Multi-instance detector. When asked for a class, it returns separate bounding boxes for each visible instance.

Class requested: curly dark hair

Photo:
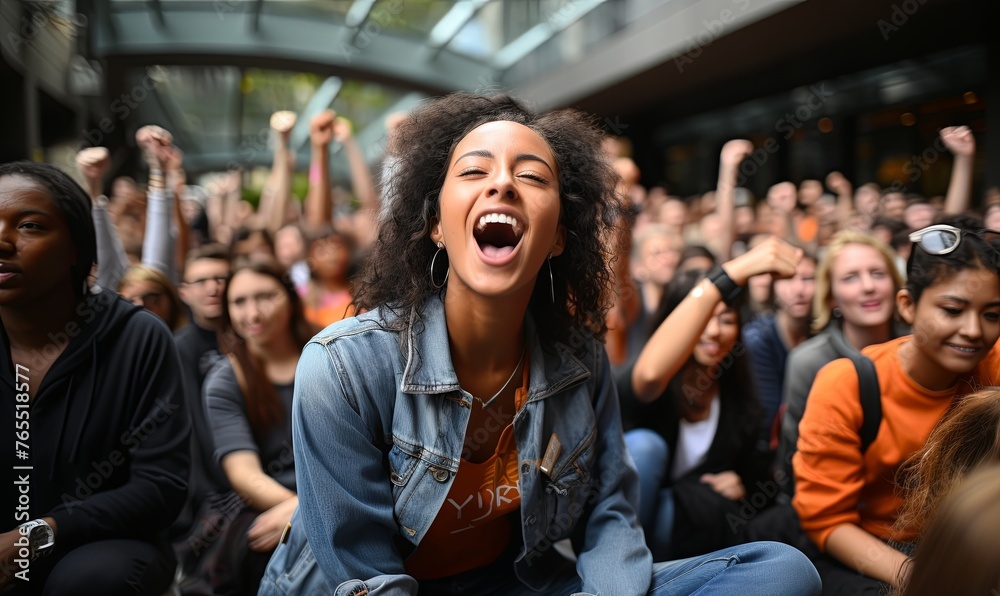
[355,92,620,344]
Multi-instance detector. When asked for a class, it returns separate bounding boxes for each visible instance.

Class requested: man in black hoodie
[0,162,189,595]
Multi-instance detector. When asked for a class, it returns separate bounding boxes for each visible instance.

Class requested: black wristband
[707,265,743,307]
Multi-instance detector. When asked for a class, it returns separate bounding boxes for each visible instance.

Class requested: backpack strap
[829,328,882,453]
[846,351,881,453]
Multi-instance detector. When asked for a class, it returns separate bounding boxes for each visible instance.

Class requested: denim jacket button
[430,467,449,482]
[520,462,531,475]
[525,514,536,526]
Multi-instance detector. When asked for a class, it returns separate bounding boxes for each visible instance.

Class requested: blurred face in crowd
[120,278,171,323]
[0,175,76,307]
[180,257,229,325]
[855,185,881,218]
[693,301,740,367]
[232,231,274,263]
[985,205,1000,232]
[309,236,351,284]
[829,244,896,330]
[774,257,816,319]
[799,180,823,207]
[660,199,687,230]
[227,269,291,347]
[882,192,906,221]
[275,225,306,270]
[637,233,681,286]
[905,203,936,231]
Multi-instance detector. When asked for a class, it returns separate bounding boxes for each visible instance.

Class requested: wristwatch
[20,519,54,559]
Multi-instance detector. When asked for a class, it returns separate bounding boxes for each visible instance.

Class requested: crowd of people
[1,90,999,596]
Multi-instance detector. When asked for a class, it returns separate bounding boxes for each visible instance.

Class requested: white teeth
[476,213,521,235]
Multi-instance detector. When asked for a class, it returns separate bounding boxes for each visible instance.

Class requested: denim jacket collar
[400,293,590,403]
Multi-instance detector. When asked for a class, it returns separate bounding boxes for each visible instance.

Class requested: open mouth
[474,213,523,260]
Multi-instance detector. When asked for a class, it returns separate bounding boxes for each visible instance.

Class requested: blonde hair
[811,230,902,333]
[119,265,188,331]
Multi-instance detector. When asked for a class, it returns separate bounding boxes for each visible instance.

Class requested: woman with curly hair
[260,93,819,595]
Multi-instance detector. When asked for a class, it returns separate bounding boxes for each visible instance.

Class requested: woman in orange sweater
[793,215,1000,594]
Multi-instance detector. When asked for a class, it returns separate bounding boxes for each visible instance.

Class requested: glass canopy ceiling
[80,0,625,175]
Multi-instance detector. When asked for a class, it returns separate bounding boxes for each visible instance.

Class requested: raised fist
[720,139,753,169]
[333,117,353,144]
[940,125,975,157]
[309,110,336,146]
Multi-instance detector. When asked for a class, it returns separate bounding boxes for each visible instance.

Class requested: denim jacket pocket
[387,442,420,490]
[543,427,597,539]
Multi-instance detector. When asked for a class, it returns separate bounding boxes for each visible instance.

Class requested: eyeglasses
[183,276,228,288]
[909,224,1000,255]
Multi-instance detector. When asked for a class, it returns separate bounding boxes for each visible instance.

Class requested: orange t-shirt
[404,366,529,580]
[793,336,1000,551]
[301,288,355,328]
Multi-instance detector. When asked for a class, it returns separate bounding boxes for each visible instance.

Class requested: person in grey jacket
[778,230,904,484]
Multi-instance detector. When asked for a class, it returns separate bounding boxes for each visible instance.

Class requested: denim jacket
[262,295,651,596]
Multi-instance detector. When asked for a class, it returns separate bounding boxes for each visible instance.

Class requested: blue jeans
[417,540,820,595]
[261,514,820,596]
[625,428,675,560]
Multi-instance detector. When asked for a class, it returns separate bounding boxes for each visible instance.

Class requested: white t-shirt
[671,395,720,481]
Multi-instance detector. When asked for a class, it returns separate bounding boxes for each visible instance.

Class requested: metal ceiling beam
[251,0,265,33]
[147,0,165,31]
[427,0,488,54]
[288,76,344,154]
[494,0,605,70]
[93,6,486,92]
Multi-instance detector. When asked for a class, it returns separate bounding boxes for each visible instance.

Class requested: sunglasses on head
[908,224,1000,255]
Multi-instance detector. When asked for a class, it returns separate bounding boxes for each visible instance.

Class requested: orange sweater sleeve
[792,357,865,551]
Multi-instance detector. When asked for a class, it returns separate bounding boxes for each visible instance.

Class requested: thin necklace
[473,345,527,409]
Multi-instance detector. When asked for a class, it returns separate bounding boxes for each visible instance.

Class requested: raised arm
[826,171,854,232]
[136,125,177,280]
[258,111,296,234]
[716,140,752,260]
[76,147,130,291]
[305,110,335,228]
[165,146,191,279]
[940,125,976,216]
[631,236,802,403]
[336,116,378,212]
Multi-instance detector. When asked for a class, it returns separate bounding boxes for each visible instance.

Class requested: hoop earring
[547,255,555,304]
[430,242,449,289]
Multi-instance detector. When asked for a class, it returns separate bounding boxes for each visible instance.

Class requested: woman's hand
[75,147,110,200]
[136,125,174,171]
[722,235,802,286]
[310,110,336,147]
[700,471,746,500]
[940,125,975,157]
[247,496,298,553]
